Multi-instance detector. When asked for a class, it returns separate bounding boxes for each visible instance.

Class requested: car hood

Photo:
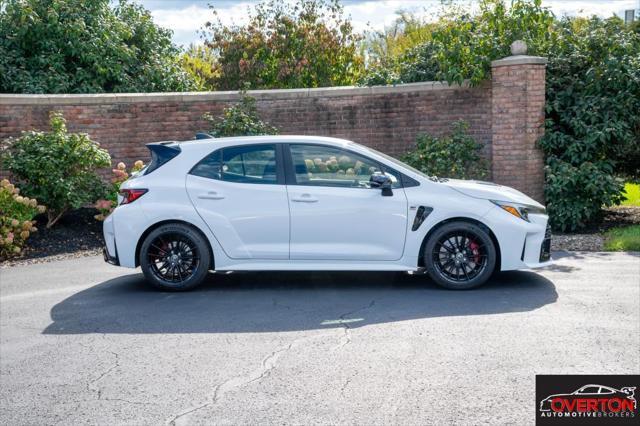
[444,179,544,208]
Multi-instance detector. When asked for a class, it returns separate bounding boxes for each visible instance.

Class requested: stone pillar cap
[491,55,547,67]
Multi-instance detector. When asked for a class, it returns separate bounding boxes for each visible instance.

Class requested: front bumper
[521,223,553,269]
[539,224,551,262]
[482,205,553,270]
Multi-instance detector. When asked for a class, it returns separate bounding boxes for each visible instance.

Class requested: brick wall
[0,55,546,201]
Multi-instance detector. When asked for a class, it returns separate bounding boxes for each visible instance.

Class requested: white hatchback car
[103,135,551,291]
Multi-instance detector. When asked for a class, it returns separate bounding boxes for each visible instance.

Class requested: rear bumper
[102,213,119,266]
[103,246,119,266]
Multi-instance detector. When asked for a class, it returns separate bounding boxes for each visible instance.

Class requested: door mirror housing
[370,173,393,196]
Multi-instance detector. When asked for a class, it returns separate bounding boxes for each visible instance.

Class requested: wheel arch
[134,219,215,269]
[417,217,501,271]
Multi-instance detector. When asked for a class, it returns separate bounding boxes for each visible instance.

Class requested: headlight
[490,200,546,222]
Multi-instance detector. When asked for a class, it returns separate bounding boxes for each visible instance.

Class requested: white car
[103,135,551,291]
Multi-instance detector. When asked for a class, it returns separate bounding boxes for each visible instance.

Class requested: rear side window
[190,149,222,180]
[190,144,278,185]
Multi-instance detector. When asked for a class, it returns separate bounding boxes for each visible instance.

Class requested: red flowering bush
[201,0,363,90]
[94,160,144,221]
[0,178,45,259]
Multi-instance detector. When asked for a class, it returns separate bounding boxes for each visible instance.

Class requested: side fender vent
[411,206,434,231]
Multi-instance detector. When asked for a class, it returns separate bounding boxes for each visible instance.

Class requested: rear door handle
[291,193,318,203]
[198,191,225,200]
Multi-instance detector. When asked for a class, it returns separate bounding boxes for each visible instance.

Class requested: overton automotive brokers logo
[536,375,639,425]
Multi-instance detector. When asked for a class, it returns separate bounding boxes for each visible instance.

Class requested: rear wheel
[139,223,211,291]
[423,221,496,290]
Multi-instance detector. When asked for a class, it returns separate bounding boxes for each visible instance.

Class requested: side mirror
[369,173,393,196]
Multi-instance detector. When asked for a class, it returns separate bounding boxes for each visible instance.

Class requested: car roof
[177,135,356,149]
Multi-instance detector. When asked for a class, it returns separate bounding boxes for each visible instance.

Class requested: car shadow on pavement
[43,270,557,335]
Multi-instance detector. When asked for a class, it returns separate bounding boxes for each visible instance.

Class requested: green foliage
[180,45,219,91]
[621,183,640,207]
[1,112,111,228]
[204,91,279,137]
[540,17,640,231]
[0,0,196,93]
[362,1,640,231]
[202,0,363,90]
[542,159,624,230]
[603,225,640,252]
[360,0,555,86]
[0,179,44,259]
[364,12,435,63]
[402,121,489,180]
[430,0,555,86]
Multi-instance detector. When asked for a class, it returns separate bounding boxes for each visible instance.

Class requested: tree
[0,0,196,93]
[361,0,555,86]
[201,0,364,90]
[180,45,219,91]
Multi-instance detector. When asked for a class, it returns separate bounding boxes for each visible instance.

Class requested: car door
[285,143,408,261]
[186,143,289,259]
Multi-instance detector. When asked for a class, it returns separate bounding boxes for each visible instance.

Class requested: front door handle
[198,191,225,200]
[291,194,318,203]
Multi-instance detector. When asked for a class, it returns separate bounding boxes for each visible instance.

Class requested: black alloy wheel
[147,233,200,284]
[140,223,211,291]
[424,221,496,289]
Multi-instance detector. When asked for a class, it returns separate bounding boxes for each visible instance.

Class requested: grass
[621,182,640,206]
[603,225,640,251]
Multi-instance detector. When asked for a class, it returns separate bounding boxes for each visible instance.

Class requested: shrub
[0,179,45,259]
[0,0,196,93]
[201,0,363,90]
[540,17,640,231]
[1,112,111,228]
[402,121,489,180]
[204,91,278,137]
[94,160,145,221]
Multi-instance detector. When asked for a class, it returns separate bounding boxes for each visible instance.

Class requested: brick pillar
[491,49,547,202]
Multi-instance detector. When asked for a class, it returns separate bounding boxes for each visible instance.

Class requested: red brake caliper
[469,240,481,264]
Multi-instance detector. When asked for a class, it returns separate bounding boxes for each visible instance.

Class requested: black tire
[423,221,496,290]
[139,223,211,291]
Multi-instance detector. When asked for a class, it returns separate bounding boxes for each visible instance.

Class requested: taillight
[120,188,147,204]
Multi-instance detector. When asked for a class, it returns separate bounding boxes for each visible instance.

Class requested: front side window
[190,144,278,184]
[289,144,400,188]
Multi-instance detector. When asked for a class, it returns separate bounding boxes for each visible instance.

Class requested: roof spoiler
[146,141,181,157]
[195,132,214,140]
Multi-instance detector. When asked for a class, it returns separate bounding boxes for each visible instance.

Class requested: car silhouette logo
[539,384,637,413]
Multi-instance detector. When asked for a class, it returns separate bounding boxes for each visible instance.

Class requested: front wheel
[423,221,496,290]
[139,223,211,291]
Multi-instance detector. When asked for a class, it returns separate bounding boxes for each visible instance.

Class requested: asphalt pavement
[1,252,639,425]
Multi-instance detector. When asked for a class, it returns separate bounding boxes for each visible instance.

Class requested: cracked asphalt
[1,251,639,425]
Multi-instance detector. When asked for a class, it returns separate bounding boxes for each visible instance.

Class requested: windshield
[358,145,432,180]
